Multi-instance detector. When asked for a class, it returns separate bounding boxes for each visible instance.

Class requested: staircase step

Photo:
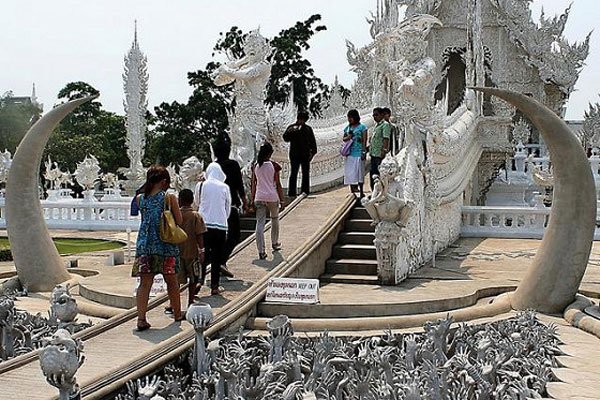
[320,273,380,285]
[325,259,378,275]
[350,207,371,220]
[240,229,254,240]
[332,244,376,260]
[338,232,375,245]
[344,219,376,232]
[240,218,257,230]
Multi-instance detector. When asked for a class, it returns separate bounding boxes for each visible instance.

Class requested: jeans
[370,156,383,190]
[288,157,311,196]
[225,207,241,262]
[202,228,227,290]
[255,201,280,254]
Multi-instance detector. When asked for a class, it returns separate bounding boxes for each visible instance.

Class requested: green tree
[0,92,42,153]
[45,82,128,173]
[146,66,231,166]
[267,14,328,115]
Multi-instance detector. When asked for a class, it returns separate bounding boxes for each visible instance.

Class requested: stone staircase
[240,216,257,241]
[320,205,378,285]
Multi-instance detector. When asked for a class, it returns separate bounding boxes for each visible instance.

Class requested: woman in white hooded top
[195,162,231,295]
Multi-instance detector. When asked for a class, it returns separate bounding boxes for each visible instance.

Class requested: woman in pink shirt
[251,142,285,260]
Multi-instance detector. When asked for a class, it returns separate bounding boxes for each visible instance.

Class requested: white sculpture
[39,329,85,400]
[50,284,79,327]
[362,155,413,226]
[186,300,213,377]
[44,156,65,192]
[0,149,12,187]
[122,22,149,192]
[102,172,121,190]
[178,156,204,190]
[166,164,183,192]
[74,155,101,202]
[212,29,273,169]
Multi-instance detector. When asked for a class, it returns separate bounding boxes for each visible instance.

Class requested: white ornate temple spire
[123,20,148,176]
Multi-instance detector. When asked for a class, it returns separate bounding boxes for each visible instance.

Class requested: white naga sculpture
[121,23,149,193]
[213,30,273,170]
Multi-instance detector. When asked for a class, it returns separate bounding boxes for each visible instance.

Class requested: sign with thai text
[134,275,167,297]
[265,278,319,304]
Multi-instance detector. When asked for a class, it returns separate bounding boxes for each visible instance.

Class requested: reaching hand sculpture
[39,329,85,400]
[212,29,273,169]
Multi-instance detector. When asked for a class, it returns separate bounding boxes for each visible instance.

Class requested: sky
[0,0,598,120]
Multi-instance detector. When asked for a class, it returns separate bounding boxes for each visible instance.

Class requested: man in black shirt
[283,111,317,197]
[212,138,248,278]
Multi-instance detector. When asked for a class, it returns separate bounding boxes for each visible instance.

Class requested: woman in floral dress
[132,166,183,330]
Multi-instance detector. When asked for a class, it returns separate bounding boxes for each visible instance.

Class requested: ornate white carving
[583,100,600,149]
[178,156,204,190]
[512,118,531,147]
[73,155,101,200]
[101,172,121,190]
[489,1,590,100]
[323,76,346,118]
[122,22,148,182]
[0,149,12,187]
[213,29,273,170]
[39,329,85,400]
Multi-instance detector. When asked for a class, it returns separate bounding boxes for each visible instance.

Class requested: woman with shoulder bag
[343,109,368,199]
[132,166,184,331]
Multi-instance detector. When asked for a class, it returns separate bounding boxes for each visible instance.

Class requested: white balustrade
[0,198,139,231]
[462,205,600,240]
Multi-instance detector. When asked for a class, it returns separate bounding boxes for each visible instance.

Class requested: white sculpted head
[179,156,204,187]
[394,14,442,62]
[243,29,271,63]
[39,329,84,391]
[50,284,78,323]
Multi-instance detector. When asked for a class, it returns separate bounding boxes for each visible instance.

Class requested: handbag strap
[163,192,171,212]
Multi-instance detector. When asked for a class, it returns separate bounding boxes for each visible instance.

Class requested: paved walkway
[0,189,350,400]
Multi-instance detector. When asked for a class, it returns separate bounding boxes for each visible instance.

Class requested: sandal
[136,319,151,331]
[259,253,268,260]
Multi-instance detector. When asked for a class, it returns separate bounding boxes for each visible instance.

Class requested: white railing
[461,205,600,240]
[0,199,140,231]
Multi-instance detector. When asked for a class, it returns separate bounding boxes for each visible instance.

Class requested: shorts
[178,257,201,284]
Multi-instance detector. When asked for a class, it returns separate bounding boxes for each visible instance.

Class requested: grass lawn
[0,237,123,255]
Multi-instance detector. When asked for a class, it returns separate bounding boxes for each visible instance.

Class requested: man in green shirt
[369,107,391,190]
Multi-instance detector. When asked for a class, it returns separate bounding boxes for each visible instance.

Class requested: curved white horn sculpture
[6,96,98,292]
[474,87,596,313]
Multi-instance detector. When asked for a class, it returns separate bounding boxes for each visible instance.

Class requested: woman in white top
[251,142,285,260]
